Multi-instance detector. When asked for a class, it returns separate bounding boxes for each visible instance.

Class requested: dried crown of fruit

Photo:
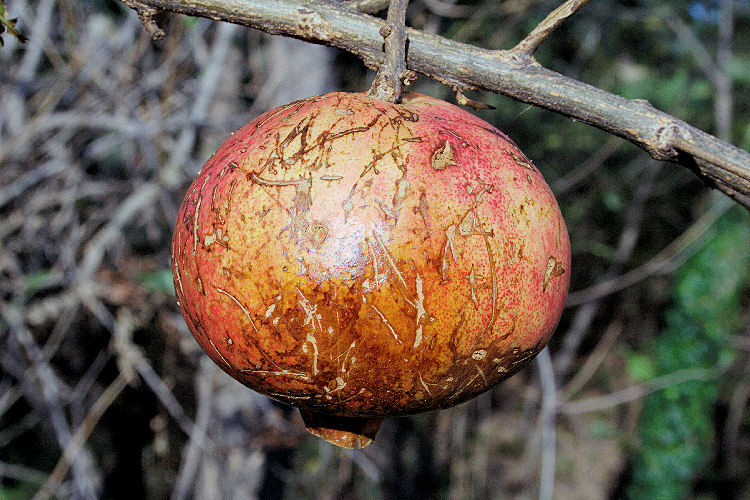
[172,92,570,448]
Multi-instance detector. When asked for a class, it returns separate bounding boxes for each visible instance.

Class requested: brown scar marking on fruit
[375,199,397,220]
[369,303,401,343]
[204,226,229,249]
[302,332,319,375]
[253,96,316,131]
[326,114,379,140]
[543,255,566,292]
[212,285,303,378]
[341,182,358,222]
[413,273,426,349]
[192,197,201,255]
[466,266,481,308]
[418,372,434,396]
[296,286,323,332]
[249,173,313,245]
[371,230,415,308]
[440,224,459,281]
[218,161,238,179]
[211,184,219,212]
[418,192,432,236]
[391,167,409,222]
[244,369,311,381]
[309,222,328,247]
[173,261,185,301]
[502,147,534,171]
[456,179,498,339]
[336,341,357,373]
[320,174,344,182]
[358,139,413,179]
[431,140,459,170]
[340,387,367,403]
[226,178,238,215]
[366,237,387,291]
[191,174,211,255]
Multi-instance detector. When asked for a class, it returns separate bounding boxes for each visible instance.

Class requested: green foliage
[137,269,176,295]
[0,0,27,46]
[627,207,750,500]
[0,483,38,500]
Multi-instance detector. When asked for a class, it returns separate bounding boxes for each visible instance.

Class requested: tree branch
[367,0,410,102]
[124,0,750,208]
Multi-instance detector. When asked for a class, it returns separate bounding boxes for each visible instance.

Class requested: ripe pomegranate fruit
[172,92,570,448]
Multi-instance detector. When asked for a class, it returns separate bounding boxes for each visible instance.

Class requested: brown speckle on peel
[172,92,570,449]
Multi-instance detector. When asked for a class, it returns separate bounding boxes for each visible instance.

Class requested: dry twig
[367,0,410,102]
[511,0,592,56]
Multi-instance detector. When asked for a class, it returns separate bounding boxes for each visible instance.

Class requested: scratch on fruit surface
[338,341,357,373]
[208,337,232,367]
[413,273,426,349]
[244,369,310,380]
[192,196,202,255]
[213,286,259,334]
[371,229,414,306]
[466,266,480,308]
[296,287,323,331]
[418,372,433,396]
[543,255,566,291]
[502,147,534,170]
[211,285,305,377]
[440,224,459,280]
[302,332,319,375]
[370,304,401,343]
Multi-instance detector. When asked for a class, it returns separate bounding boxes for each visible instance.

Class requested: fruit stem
[299,409,383,449]
[366,0,411,103]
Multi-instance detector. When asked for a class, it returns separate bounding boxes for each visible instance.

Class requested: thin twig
[536,348,557,500]
[32,374,129,500]
[367,0,410,102]
[511,0,592,56]
[558,367,717,415]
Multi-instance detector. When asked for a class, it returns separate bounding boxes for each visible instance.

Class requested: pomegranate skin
[172,92,569,421]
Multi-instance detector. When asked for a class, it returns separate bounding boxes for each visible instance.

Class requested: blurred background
[1,0,750,498]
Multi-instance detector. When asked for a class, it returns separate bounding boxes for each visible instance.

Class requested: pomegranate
[172,92,569,448]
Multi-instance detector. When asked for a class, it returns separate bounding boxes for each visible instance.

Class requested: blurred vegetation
[628,206,750,499]
[1,0,750,499]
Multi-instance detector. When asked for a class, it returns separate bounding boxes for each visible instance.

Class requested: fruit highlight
[172,92,570,448]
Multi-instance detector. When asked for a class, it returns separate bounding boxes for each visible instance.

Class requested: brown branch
[367,0,409,102]
[123,0,750,208]
[512,0,592,56]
